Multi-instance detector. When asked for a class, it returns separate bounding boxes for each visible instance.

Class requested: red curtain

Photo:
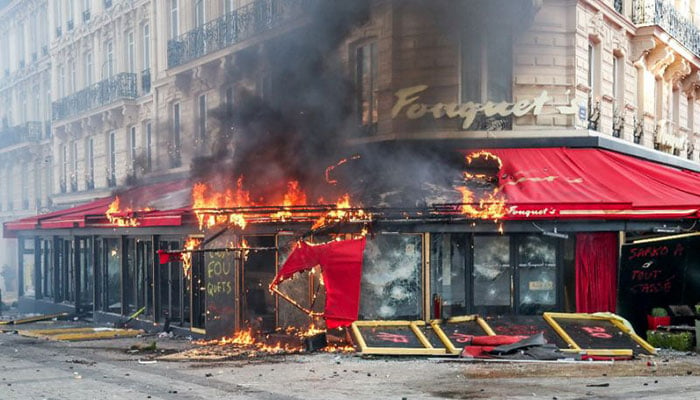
[271,238,367,329]
[575,232,618,313]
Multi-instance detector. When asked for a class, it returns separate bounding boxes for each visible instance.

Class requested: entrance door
[240,236,277,333]
[430,233,561,317]
[157,239,187,325]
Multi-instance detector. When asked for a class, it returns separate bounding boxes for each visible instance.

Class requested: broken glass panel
[359,234,423,320]
[518,235,557,314]
[473,236,511,307]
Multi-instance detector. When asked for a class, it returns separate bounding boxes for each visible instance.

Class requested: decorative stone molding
[631,38,656,66]
[646,45,675,77]
[665,59,691,89]
[682,71,700,97]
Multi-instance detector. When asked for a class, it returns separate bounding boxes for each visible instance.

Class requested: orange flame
[311,194,367,230]
[194,324,355,355]
[457,151,507,220]
[192,176,253,229]
[181,237,201,279]
[271,181,308,221]
[106,197,140,227]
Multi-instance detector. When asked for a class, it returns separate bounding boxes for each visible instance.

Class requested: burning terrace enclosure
[6,145,700,338]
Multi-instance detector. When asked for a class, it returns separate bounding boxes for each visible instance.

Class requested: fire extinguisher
[432,293,442,320]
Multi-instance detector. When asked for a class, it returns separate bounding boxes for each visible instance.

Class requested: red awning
[479,148,700,220]
[4,180,192,237]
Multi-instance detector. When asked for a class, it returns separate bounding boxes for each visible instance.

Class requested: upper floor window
[108,131,116,187]
[126,31,135,73]
[87,137,95,188]
[130,126,138,172]
[195,0,206,27]
[461,24,513,130]
[170,0,180,39]
[171,102,181,168]
[69,60,76,94]
[223,0,235,15]
[612,53,624,102]
[145,122,152,172]
[58,65,66,98]
[142,23,151,70]
[105,41,114,78]
[198,94,207,149]
[85,52,93,86]
[83,0,91,22]
[588,41,601,99]
[355,41,378,135]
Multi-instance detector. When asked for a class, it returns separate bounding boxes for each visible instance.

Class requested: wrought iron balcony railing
[0,121,43,149]
[632,0,700,59]
[167,0,311,69]
[52,73,137,121]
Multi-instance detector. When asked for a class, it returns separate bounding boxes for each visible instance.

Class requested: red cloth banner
[271,238,367,329]
[575,232,618,313]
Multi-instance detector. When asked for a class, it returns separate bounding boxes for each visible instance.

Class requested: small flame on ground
[194,324,355,356]
[106,197,140,227]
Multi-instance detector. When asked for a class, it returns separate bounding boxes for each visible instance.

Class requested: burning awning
[480,148,700,220]
[3,179,192,237]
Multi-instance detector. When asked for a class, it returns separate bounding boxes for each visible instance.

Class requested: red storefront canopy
[481,148,700,220]
[3,179,192,237]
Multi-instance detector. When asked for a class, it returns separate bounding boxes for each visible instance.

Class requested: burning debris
[167,325,355,361]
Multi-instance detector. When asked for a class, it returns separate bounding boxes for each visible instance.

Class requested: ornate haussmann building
[1,0,700,337]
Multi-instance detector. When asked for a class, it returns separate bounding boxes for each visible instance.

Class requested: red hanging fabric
[271,238,367,329]
[575,232,618,313]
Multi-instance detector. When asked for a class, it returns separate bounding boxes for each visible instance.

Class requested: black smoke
[192,0,371,202]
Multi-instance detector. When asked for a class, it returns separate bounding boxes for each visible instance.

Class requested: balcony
[0,122,43,150]
[632,0,700,59]
[52,73,137,121]
[167,0,310,69]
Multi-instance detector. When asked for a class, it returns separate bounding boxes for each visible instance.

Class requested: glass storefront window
[517,236,557,314]
[430,233,468,319]
[360,234,423,320]
[473,236,511,307]
[105,239,121,313]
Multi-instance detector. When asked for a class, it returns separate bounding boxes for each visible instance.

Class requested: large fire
[457,151,507,220]
[311,194,367,230]
[106,197,141,227]
[270,181,308,221]
[192,176,253,229]
[181,237,202,279]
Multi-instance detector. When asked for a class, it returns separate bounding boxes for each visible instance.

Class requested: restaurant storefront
[4,139,700,337]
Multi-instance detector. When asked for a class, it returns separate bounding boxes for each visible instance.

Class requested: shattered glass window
[359,234,423,320]
[517,236,557,314]
[473,236,511,307]
[430,233,468,318]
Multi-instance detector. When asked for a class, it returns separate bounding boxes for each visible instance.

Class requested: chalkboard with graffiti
[618,235,700,333]
[204,232,237,339]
